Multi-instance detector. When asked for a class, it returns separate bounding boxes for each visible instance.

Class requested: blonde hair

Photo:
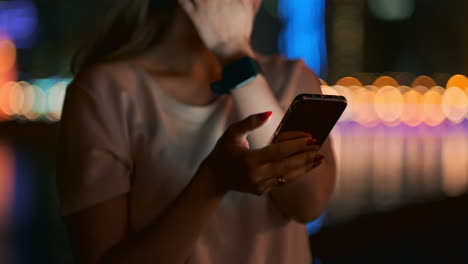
[71,0,176,74]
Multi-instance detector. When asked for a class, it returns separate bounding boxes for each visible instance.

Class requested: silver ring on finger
[276,176,287,187]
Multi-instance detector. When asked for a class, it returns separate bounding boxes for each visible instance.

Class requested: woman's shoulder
[255,53,321,95]
[72,60,140,96]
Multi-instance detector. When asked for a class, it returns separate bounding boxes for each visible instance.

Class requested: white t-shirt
[57,55,321,264]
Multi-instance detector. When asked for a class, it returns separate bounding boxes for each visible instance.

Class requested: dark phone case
[270,94,348,145]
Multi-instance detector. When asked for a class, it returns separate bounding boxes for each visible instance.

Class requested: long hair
[71,0,176,74]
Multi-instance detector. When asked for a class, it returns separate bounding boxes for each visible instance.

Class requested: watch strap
[211,56,262,95]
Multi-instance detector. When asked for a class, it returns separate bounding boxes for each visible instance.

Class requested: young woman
[57,0,336,263]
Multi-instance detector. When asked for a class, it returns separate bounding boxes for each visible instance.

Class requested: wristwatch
[211,56,263,95]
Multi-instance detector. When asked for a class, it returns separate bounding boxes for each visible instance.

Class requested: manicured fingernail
[260,111,273,121]
[306,138,317,146]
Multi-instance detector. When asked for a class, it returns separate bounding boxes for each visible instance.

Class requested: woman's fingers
[252,136,319,164]
[273,150,318,176]
[273,131,312,143]
[263,154,324,189]
[225,111,272,143]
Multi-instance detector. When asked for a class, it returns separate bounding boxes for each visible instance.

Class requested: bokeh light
[0,75,467,126]
[411,75,436,88]
[446,74,468,89]
[401,90,424,127]
[47,81,68,121]
[374,86,404,124]
[0,38,16,74]
[0,0,38,48]
[353,87,379,127]
[336,77,363,87]
[442,86,468,124]
[333,85,353,122]
[368,0,416,21]
[373,76,399,88]
[423,87,446,127]
[0,82,20,119]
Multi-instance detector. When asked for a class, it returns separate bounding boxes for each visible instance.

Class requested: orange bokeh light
[401,90,424,127]
[336,77,363,87]
[0,39,16,74]
[442,86,468,124]
[411,75,436,88]
[374,86,404,124]
[373,76,399,88]
[446,74,468,89]
[423,88,446,126]
[353,88,379,127]
[333,85,354,122]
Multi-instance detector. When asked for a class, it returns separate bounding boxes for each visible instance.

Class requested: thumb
[228,111,273,141]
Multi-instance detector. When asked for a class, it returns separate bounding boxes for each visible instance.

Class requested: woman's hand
[178,0,257,62]
[201,111,322,196]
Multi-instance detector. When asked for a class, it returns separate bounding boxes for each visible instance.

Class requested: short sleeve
[56,69,133,216]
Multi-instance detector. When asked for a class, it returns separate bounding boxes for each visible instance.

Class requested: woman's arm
[66,113,321,264]
[67,165,223,264]
[179,0,336,223]
[229,52,337,223]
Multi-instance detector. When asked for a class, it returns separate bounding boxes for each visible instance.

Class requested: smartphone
[270,94,348,146]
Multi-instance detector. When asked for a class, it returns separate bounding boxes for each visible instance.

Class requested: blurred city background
[0,0,467,263]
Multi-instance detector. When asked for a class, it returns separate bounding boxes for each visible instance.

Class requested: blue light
[306,212,326,235]
[278,0,327,78]
[0,0,38,48]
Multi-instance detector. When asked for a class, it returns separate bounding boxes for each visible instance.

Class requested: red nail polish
[306,139,315,146]
[260,111,273,121]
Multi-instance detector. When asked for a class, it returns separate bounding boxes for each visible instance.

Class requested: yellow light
[446,74,468,89]
[353,88,379,127]
[373,76,399,88]
[16,81,35,117]
[401,90,424,127]
[398,85,411,95]
[442,86,468,124]
[365,85,379,93]
[374,86,404,124]
[333,85,353,122]
[0,81,20,118]
[411,75,436,88]
[423,87,445,126]
[47,81,68,120]
[23,85,43,121]
[336,77,363,87]
[465,87,468,120]
[0,39,16,73]
[10,82,24,117]
[413,85,429,95]
[430,86,445,95]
